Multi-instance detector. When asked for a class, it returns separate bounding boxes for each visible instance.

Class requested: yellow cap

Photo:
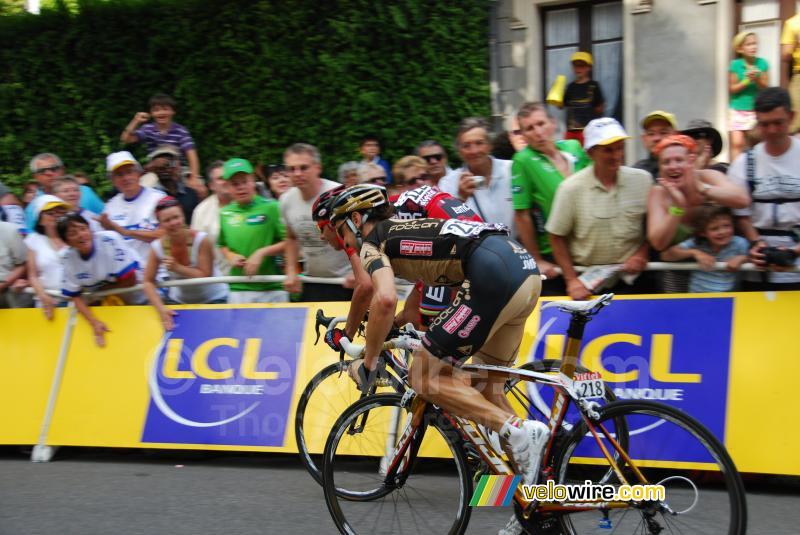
[641,110,678,130]
[570,51,593,66]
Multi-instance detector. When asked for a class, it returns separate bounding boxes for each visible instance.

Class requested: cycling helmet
[312,184,346,225]
[330,184,389,224]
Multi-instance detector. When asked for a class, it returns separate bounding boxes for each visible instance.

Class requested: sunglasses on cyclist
[34,165,63,174]
[421,153,444,163]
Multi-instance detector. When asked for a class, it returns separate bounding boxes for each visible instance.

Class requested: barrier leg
[31,302,77,463]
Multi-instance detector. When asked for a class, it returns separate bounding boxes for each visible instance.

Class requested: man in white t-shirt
[99,151,166,263]
[281,143,353,301]
[729,87,800,290]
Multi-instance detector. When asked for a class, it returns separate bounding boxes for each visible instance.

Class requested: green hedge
[0,0,490,195]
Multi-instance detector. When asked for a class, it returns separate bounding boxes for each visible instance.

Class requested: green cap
[222,158,254,180]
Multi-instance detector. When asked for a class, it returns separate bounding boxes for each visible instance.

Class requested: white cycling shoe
[505,419,550,486]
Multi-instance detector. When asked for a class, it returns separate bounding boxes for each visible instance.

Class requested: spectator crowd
[1,42,799,345]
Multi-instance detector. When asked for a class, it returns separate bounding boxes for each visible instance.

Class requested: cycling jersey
[392,185,482,221]
[390,186,481,327]
[361,217,540,364]
[361,218,508,285]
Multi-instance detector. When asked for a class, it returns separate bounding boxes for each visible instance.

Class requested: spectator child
[359,135,392,183]
[218,158,287,303]
[143,197,228,331]
[562,51,605,146]
[729,32,769,161]
[662,206,749,292]
[120,93,204,194]
[58,212,145,347]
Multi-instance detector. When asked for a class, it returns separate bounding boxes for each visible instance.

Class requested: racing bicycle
[320,294,747,534]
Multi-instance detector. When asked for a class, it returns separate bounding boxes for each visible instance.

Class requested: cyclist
[329,184,549,511]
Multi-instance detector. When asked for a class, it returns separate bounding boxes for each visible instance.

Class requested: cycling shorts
[422,234,541,366]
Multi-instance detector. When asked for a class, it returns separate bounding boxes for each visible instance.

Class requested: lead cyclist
[330,183,549,535]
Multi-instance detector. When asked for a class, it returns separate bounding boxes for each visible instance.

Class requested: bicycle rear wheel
[322,393,472,535]
[552,400,746,535]
[295,361,402,485]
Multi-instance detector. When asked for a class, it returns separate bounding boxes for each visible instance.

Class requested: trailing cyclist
[329,183,549,534]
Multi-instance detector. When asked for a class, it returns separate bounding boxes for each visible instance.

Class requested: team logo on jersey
[246,215,266,225]
[443,304,472,334]
[399,240,433,256]
[458,315,481,338]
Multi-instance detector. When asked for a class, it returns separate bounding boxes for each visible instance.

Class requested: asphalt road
[1,447,798,535]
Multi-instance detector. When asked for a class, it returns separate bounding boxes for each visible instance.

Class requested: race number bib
[573,371,604,399]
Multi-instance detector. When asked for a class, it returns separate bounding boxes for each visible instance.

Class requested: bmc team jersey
[511,141,589,255]
[60,230,144,304]
[360,218,508,286]
[218,196,285,292]
[392,185,482,221]
[103,187,166,262]
[391,186,482,326]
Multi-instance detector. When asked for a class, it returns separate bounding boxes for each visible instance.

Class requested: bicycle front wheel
[295,361,402,486]
[552,400,746,535]
[322,393,472,535]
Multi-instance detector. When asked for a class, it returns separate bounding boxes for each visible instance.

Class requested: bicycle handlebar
[315,308,422,358]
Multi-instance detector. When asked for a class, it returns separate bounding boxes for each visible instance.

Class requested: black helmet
[312,184,346,224]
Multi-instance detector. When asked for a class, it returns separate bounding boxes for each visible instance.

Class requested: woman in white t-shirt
[25,195,70,318]
[58,212,143,347]
[143,197,228,331]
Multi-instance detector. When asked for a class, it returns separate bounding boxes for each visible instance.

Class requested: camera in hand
[761,247,798,267]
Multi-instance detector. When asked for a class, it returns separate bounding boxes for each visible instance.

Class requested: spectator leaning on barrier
[24,152,105,231]
[120,93,206,199]
[547,118,654,300]
[52,176,103,233]
[439,117,516,234]
[144,145,200,223]
[191,160,230,275]
[512,101,591,295]
[633,111,678,180]
[218,158,287,303]
[662,205,749,293]
[100,151,166,265]
[414,140,452,186]
[281,143,354,301]
[25,195,69,318]
[58,212,145,347]
[729,87,800,291]
[647,134,749,293]
[0,219,28,308]
[144,197,228,331]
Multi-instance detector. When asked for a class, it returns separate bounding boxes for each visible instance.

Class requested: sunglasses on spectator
[421,153,444,163]
[34,165,63,174]
[286,164,312,173]
[405,173,431,186]
[365,176,386,184]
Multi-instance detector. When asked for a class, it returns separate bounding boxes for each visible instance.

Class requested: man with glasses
[280,143,354,301]
[24,153,105,231]
[99,151,166,264]
[414,140,452,186]
[729,87,800,290]
[356,163,388,187]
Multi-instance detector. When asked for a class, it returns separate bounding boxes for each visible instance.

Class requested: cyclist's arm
[363,266,397,371]
[345,254,372,339]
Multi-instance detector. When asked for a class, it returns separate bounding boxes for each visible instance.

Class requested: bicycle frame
[378,295,652,520]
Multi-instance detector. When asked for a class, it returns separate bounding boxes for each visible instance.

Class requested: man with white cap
[99,151,166,262]
[547,118,653,300]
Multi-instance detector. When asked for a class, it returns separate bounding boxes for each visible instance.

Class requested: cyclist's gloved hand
[324,328,347,353]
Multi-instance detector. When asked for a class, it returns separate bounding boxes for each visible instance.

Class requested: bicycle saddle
[541,293,614,314]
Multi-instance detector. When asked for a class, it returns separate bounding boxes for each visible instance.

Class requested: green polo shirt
[511,140,590,254]
[218,195,285,291]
